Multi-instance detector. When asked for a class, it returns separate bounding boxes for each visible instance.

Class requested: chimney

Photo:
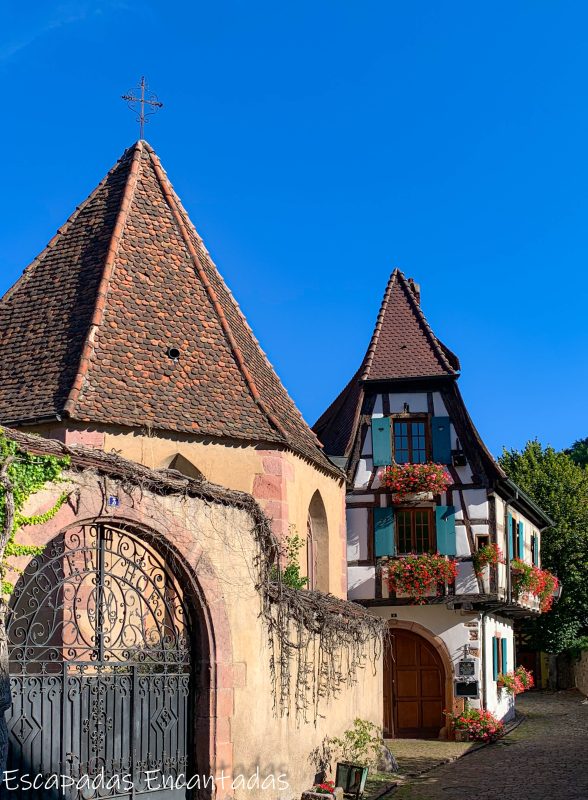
[407,278,421,304]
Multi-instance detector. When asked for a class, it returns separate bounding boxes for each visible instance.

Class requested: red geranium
[387,553,458,603]
[381,463,452,497]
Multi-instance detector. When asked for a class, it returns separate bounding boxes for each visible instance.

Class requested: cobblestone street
[392,691,588,800]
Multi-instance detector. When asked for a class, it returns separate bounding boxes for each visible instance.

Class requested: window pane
[411,422,427,463]
[415,511,430,553]
[397,511,412,553]
[394,422,409,463]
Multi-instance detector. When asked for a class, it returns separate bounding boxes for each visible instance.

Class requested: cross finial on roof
[121,76,163,140]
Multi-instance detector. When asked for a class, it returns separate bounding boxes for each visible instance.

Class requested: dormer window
[393,419,428,464]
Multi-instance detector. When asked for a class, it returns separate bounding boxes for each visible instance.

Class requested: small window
[477,535,490,550]
[393,418,428,464]
[396,509,434,554]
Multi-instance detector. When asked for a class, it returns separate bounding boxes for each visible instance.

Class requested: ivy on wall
[0,431,69,595]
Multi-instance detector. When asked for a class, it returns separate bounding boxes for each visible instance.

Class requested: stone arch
[385,620,454,739]
[307,490,329,592]
[5,504,238,789]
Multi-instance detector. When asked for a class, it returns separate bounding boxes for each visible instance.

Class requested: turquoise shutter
[492,637,499,680]
[372,417,392,466]
[533,535,539,566]
[507,512,514,560]
[518,521,525,559]
[501,637,508,675]
[374,507,395,557]
[435,505,456,556]
[432,416,452,464]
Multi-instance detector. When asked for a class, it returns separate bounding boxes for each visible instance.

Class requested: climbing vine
[0,431,69,595]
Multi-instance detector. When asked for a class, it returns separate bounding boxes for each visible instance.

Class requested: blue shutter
[374,507,395,557]
[492,637,499,681]
[432,416,452,464]
[507,512,514,560]
[501,637,508,675]
[518,521,525,560]
[371,417,392,466]
[435,505,456,556]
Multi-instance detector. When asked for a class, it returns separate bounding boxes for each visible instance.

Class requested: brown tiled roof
[362,269,459,381]
[0,141,338,476]
[313,269,460,459]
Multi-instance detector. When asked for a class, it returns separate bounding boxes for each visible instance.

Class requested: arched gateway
[5,523,201,798]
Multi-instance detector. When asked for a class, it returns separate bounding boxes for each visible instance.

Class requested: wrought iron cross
[121,76,163,139]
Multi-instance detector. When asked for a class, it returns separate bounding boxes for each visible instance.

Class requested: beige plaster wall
[19,423,347,598]
[12,469,380,800]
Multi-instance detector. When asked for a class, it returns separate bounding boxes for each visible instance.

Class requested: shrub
[329,719,383,767]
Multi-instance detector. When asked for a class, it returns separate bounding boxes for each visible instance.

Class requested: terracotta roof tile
[0,141,338,476]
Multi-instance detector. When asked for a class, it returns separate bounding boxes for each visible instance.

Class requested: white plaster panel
[347,507,369,562]
[462,489,489,519]
[348,566,375,600]
[471,525,490,537]
[354,458,373,489]
[389,393,428,413]
[347,494,375,504]
[455,561,478,593]
[361,426,372,456]
[455,524,470,556]
[432,393,448,416]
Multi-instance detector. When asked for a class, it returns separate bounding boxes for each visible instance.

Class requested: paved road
[393,690,588,800]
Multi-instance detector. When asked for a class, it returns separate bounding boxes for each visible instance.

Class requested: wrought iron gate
[4,524,194,799]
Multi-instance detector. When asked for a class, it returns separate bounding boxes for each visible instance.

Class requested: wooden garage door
[384,630,445,739]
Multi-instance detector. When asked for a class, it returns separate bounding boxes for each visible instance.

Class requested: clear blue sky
[1,2,586,456]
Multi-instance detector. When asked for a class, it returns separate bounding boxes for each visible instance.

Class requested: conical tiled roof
[314,270,460,459]
[0,141,337,474]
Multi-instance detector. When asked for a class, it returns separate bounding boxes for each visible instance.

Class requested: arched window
[307,490,329,592]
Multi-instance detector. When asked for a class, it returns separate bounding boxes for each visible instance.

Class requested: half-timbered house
[314,269,553,738]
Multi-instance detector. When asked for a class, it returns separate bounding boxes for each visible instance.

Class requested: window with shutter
[517,520,525,560]
[374,507,396,557]
[431,416,452,464]
[435,505,456,556]
[372,417,392,466]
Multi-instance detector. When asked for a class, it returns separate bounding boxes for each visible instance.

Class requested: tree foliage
[499,441,588,652]
[567,437,588,469]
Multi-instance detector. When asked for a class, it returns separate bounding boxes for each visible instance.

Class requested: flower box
[392,491,434,504]
[387,554,458,603]
[380,463,452,498]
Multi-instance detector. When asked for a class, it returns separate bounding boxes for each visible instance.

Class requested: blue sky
[1,1,586,456]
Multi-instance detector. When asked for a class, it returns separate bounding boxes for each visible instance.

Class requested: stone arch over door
[384,621,454,739]
[4,519,222,798]
[307,490,329,592]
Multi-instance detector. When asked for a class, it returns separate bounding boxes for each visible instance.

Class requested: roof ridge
[63,142,143,417]
[144,144,291,443]
[0,144,137,308]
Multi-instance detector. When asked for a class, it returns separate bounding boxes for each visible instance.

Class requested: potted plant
[497,665,534,695]
[387,553,458,603]
[444,707,504,742]
[511,560,559,612]
[330,719,382,799]
[380,463,452,500]
[473,543,504,577]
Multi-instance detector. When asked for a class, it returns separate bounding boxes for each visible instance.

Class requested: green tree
[567,437,588,469]
[499,441,588,652]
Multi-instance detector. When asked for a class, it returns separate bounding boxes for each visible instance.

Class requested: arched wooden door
[384,630,445,739]
[5,523,196,799]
